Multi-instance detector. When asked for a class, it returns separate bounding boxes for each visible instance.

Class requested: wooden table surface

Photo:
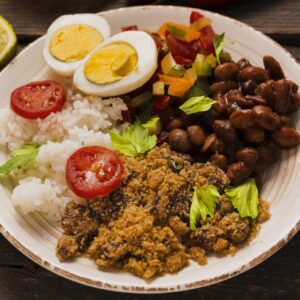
[0,0,300,299]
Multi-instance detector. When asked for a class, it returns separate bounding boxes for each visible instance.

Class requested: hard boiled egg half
[73,31,158,97]
[43,14,111,76]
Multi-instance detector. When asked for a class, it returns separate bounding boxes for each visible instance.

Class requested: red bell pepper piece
[198,25,215,54]
[152,95,170,111]
[166,31,198,62]
[190,11,204,24]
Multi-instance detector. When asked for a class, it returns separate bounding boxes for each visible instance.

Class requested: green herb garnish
[166,157,183,172]
[225,178,259,219]
[189,185,220,230]
[166,24,187,40]
[213,33,225,64]
[109,120,157,157]
[0,143,40,176]
[179,96,215,115]
[142,116,162,135]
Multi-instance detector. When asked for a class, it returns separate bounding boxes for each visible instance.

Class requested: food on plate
[73,31,158,97]
[66,146,125,198]
[10,80,66,119]
[0,11,299,279]
[0,15,17,68]
[43,14,111,76]
[57,144,269,278]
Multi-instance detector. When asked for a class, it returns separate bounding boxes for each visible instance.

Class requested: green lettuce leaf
[213,33,225,64]
[109,120,157,157]
[224,178,259,219]
[0,143,40,176]
[190,185,220,230]
[179,96,215,115]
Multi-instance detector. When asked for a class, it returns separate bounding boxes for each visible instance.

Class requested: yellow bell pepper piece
[157,22,201,43]
[191,17,212,31]
[159,74,194,97]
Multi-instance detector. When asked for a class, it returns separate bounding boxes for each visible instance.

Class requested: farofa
[56,144,270,279]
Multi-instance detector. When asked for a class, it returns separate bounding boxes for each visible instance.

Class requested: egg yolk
[50,24,103,62]
[84,43,138,85]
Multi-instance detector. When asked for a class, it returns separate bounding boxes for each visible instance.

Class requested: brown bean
[214,62,239,81]
[213,120,238,143]
[229,109,254,130]
[226,162,252,185]
[225,91,266,110]
[235,147,258,166]
[200,108,219,127]
[201,133,226,154]
[210,81,239,96]
[272,79,292,114]
[209,154,228,170]
[288,80,299,93]
[272,127,300,149]
[187,125,205,146]
[287,93,300,113]
[237,58,252,70]
[256,141,280,165]
[243,95,266,106]
[241,80,258,95]
[263,55,285,80]
[213,94,227,115]
[238,66,269,83]
[243,128,265,143]
[168,129,192,153]
[166,117,184,131]
[254,141,280,173]
[279,115,290,127]
[255,81,275,105]
[220,51,232,63]
[252,105,280,130]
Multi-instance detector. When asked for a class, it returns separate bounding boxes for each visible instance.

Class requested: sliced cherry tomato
[190,11,204,24]
[198,25,215,54]
[152,95,170,111]
[66,146,124,199]
[166,31,198,61]
[121,25,138,31]
[10,80,65,119]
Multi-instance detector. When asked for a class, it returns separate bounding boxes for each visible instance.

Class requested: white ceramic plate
[0,5,300,294]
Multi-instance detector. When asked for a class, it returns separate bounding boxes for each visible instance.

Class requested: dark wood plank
[0,0,127,42]
[1,0,300,44]
[0,233,299,300]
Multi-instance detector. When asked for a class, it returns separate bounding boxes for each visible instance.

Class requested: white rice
[0,67,128,221]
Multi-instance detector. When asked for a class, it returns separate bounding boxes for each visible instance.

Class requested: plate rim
[0,4,300,294]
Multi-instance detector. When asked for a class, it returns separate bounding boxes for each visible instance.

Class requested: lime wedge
[0,16,17,68]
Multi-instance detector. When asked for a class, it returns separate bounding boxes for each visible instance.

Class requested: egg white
[73,31,158,97]
[43,14,111,77]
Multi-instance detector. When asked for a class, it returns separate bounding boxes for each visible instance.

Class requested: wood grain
[0,233,299,300]
[1,0,300,44]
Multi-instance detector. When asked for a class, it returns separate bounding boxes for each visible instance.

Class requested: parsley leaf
[213,33,225,64]
[166,157,183,172]
[189,185,220,230]
[224,178,259,219]
[0,143,40,176]
[179,96,215,115]
[109,120,157,157]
